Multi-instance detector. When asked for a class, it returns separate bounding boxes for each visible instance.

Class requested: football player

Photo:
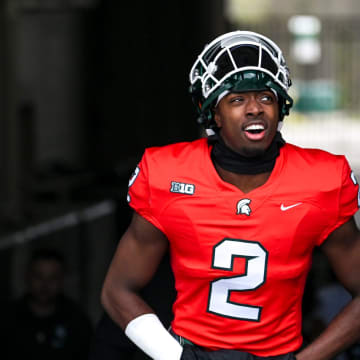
[100,31,360,360]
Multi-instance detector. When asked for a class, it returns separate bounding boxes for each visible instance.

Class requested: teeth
[245,124,264,131]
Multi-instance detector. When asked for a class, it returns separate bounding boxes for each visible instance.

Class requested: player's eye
[259,94,275,103]
[230,96,244,103]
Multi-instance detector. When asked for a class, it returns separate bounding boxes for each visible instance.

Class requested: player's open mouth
[244,123,266,141]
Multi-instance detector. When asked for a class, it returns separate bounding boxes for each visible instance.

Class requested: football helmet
[189,31,293,131]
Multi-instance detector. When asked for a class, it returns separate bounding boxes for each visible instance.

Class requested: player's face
[214,90,279,157]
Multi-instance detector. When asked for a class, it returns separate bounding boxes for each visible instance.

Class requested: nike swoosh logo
[280,203,302,211]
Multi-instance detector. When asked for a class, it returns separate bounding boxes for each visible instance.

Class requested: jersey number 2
[207,239,268,321]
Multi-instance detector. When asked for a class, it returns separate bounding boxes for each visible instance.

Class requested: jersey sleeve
[318,157,359,245]
[126,150,166,233]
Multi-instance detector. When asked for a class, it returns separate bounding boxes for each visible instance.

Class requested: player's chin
[237,136,272,158]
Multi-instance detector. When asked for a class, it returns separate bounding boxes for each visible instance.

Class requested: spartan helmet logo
[236,199,252,216]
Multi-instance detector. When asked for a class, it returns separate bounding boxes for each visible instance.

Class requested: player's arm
[295,217,360,360]
[100,211,183,360]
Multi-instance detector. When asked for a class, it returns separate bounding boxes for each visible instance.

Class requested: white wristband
[125,313,183,360]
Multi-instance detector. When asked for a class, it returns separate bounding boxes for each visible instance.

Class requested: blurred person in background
[1,248,93,360]
[89,253,175,360]
[308,264,360,360]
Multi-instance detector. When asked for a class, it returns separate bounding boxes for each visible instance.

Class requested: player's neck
[214,162,271,193]
[209,131,284,176]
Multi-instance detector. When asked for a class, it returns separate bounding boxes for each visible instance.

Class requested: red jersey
[127,138,359,356]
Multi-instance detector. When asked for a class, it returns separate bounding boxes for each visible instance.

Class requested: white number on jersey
[207,239,268,321]
[127,165,140,203]
[350,171,360,207]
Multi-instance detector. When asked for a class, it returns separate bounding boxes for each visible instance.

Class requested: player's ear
[214,108,222,128]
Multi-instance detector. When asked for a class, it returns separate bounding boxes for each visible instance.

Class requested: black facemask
[209,131,285,175]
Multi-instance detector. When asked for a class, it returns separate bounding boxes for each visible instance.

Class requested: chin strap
[205,128,216,136]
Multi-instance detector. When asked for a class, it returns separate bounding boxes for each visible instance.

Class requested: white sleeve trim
[125,313,183,360]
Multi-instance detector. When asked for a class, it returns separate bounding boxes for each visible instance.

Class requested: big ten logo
[170,181,195,195]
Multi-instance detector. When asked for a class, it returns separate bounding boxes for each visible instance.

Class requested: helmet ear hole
[197,113,208,125]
